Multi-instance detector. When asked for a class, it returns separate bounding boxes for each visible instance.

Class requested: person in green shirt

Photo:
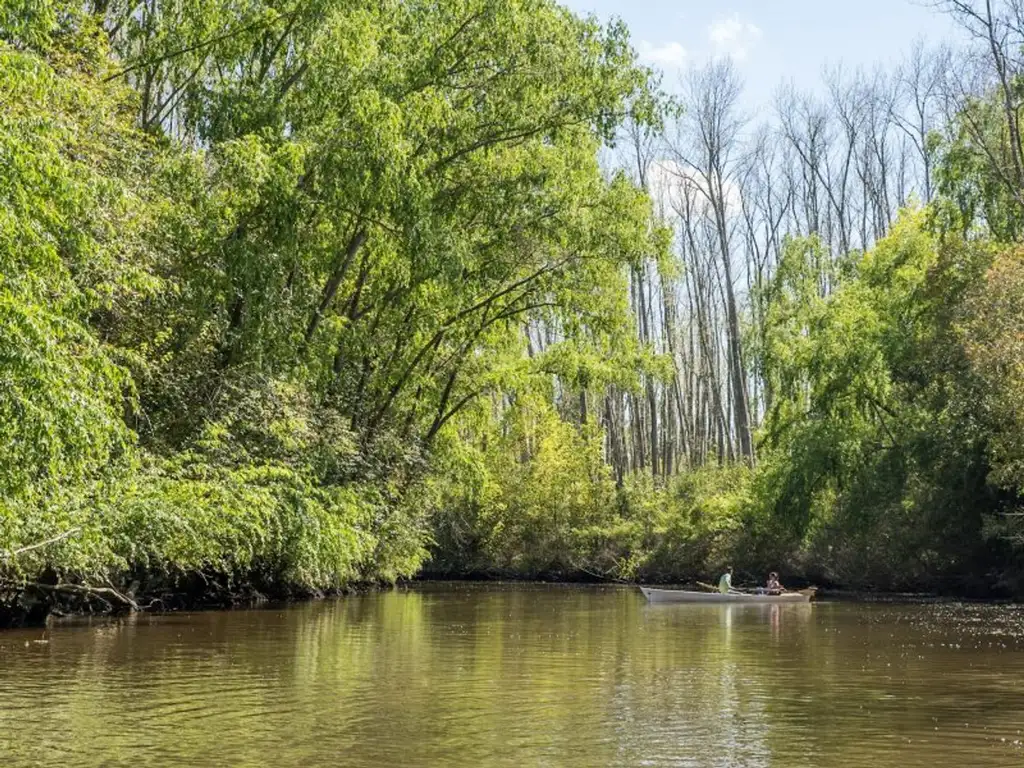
[718,566,735,594]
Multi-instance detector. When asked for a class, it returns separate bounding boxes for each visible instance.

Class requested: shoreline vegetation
[5,1,1024,627]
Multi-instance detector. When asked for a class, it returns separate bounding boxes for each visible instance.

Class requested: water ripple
[1,590,1024,767]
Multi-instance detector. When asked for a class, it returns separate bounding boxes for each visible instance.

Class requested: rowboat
[639,586,816,604]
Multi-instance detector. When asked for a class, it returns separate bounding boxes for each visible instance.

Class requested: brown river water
[2,583,1024,767]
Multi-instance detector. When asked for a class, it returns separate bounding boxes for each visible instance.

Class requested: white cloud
[647,159,743,220]
[707,14,762,62]
[638,40,688,71]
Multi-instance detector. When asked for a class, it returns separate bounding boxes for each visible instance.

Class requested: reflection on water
[1,584,1023,767]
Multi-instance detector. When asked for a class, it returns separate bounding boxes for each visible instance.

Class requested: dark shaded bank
[0,574,372,630]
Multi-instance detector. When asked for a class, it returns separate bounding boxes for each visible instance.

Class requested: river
[1,583,1023,767]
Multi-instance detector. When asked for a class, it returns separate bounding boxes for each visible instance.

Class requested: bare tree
[537,7,1018,485]
[893,39,949,202]
[668,60,755,463]
[935,0,1024,203]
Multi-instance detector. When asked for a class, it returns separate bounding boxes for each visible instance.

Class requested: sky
[560,0,961,109]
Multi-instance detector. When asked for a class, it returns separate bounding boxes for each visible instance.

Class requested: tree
[668,59,755,463]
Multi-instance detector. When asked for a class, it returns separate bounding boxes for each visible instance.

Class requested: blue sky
[561,0,960,108]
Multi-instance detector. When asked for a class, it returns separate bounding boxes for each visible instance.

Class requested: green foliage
[8,0,1024,611]
[1,0,664,611]
[426,391,754,582]
[932,86,1024,240]
[962,249,1024,488]
[0,0,59,50]
[619,465,752,581]
[427,394,618,576]
[750,211,1009,590]
[1,457,423,593]
[420,61,1024,596]
[0,31,152,503]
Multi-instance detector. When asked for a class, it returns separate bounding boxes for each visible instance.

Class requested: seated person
[718,566,735,594]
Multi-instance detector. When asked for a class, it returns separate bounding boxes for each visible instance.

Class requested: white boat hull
[639,586,814,604]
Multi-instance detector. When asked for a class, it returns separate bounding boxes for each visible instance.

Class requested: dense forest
[3,0,1024,623]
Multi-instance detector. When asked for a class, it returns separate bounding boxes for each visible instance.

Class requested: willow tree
[72,0,660,461]
[1,0,667,611]
[0,7,159,517]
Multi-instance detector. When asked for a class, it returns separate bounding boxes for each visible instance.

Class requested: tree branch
[104,12,295,82]
[1,528,81,561]
[24,581,139,612]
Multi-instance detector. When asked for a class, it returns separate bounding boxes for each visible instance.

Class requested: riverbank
[0,574,377,629]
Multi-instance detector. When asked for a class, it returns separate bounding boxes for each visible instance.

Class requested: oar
[699,580,752,594]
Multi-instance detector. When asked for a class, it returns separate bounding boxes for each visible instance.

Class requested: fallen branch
[0,528,81,560]
[577,565,627,583]
[24,581,139,612]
